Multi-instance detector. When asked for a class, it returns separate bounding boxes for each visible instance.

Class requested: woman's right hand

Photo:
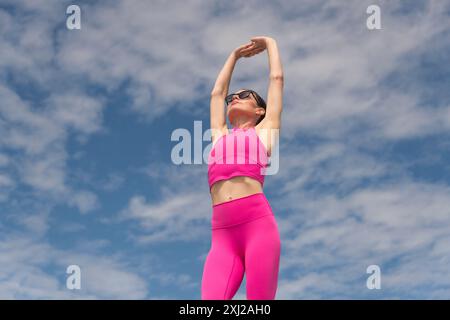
[233,40,266,60]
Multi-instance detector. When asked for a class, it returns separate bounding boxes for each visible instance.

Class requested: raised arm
[210,52,237,131]
[210,41,264,132]
[252,37,284,129]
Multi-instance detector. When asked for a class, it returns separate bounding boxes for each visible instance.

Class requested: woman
[201,36,284,300]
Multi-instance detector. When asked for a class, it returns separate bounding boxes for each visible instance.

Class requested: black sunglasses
[225,90,263,107]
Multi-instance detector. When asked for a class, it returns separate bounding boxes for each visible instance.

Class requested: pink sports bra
[207,126,269,191]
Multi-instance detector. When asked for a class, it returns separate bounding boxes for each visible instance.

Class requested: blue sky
[1,0,450,299]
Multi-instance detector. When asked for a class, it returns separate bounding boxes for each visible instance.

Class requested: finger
[244,48,263,57]
[239,43,252,50]
[247,47,263,54]
[242,50,255,57]
[241,44,259,53]
[242,44,255,50]
[240,47,253,54]
[245,44,256,50]
[240,48,255,55]
[245,49,260,56]
[239,44,251,50]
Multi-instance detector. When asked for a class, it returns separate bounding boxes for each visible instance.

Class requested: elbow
[269,74,284,81]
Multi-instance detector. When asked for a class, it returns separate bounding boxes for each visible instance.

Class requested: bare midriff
[210,176,263,206]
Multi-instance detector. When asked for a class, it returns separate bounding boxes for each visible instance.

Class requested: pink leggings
[201,192,281,300]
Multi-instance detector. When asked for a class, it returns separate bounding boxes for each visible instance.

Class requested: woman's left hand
[250,36,273,49]
[239,36,272,58]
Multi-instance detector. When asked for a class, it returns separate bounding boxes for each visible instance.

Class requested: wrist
[265,37,275,46]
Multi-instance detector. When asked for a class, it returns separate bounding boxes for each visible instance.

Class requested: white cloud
[16,212,50,237]
[68,190,100,214]
[273,175,450,298]
[0,154,9,166]
[45,93,106,135]
[118,161,213,243]
[0,84,102,214]
[0,174,13,187]
[0,234,149,299]
[120,191,211,244]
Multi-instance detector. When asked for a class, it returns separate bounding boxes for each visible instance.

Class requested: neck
[232,120,254,130]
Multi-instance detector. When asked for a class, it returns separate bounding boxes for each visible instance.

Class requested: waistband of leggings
[212,192,265,207]
[211,192,273,229]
